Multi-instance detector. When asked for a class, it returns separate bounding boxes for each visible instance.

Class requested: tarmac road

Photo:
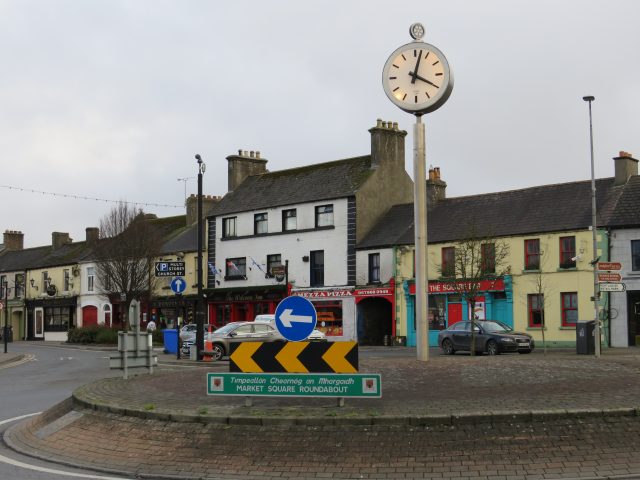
[3,344,640,479]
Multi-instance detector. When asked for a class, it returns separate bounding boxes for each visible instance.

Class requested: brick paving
[5,349,640,479]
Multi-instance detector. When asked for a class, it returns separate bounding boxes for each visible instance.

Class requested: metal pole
[583,95,600,357]
[195,154,205,361]
[414,115,429,361]
[3,280,8,354]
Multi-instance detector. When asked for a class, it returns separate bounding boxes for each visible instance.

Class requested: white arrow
[279,309,313,328]
[174,279,184,291]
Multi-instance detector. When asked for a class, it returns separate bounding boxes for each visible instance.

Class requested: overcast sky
[2,0,639,248]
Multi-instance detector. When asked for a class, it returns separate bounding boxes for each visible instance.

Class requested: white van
[253,314,327,341]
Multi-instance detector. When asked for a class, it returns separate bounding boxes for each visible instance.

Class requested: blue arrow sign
[274,296,317,341]
[170,277,186,295]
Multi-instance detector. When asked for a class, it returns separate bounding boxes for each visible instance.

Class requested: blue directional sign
[170,277,187,295]
[274,296,317,341]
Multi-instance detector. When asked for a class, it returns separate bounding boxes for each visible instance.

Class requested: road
[0,343,144,479]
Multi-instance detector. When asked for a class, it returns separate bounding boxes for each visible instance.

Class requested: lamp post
[2,278,8,353]
[583,95,600,358]
[195,154,206,361]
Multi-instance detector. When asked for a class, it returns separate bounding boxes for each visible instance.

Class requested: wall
[609,228,640,347]
[355,248,394,286]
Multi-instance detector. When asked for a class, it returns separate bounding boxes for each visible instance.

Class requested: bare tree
[529,245,551,355]
[93,202,163,330]
[438,225,510,355]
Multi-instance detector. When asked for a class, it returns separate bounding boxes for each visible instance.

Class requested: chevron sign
[229,341,358,373]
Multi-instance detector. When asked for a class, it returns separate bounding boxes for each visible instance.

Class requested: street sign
[274,296,317,341]
[597,262,622,271]
[599,283,626,292]
[598,272,622,283]
[155,261,185,277]
[170,277,187,294]
[271,265,286,276]
[229,341,358,373]
[207,372,381,398]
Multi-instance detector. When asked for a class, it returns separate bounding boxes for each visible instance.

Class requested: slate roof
[160,223,198,255]
[358,176,637,249]
[211,156,374,216]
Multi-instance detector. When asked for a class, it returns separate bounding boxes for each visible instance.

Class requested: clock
[382,25,453,115]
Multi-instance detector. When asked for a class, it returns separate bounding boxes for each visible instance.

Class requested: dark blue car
[438,320,534,355]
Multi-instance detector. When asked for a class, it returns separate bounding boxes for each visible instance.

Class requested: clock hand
[410,50,423,84]
[408,71,439,88]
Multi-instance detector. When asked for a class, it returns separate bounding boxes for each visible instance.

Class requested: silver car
[183,321,284,361]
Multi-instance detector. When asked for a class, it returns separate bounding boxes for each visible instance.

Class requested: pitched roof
[606,176,640,227]
[211,156,374,216]
[358,176,634,249]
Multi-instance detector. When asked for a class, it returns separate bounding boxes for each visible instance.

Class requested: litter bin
[576,320,595,354]
[162,329,178,354]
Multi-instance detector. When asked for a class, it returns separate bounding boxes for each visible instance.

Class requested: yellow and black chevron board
[229,341,358,373]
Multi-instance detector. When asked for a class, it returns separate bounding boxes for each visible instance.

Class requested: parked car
[253,314,327,341]
[182,321,284,360]
[179,323,215,344]
[438,320,534,355]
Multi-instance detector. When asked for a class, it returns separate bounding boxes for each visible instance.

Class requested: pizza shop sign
[293,287,393,299]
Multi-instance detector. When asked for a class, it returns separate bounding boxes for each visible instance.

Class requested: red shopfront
[206,286,288,328]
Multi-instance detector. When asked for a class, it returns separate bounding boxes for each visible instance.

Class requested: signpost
[274,296,317,341]
[170,277,187,294]
[599,283,626,292]
[597,262,622,271]
[598,272,622,283]
[154,261,185,277]
[207,372,381,398]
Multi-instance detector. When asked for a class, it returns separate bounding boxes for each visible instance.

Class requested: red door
[447,303,462,327]
[82,306,98,327]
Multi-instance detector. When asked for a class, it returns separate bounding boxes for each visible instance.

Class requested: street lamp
[2,278,9,353]
[583,95,601,357]
[194,154,206,361]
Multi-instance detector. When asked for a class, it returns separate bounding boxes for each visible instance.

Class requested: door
[628,291,640,346]
[82,306,98,327]
[447,303,462,327]
[34,307,44,339]
[451,321,472,350]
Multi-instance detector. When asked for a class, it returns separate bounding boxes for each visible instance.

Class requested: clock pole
[414,114,429,361]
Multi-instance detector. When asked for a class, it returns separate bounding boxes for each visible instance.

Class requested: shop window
[222,217,237,238]
[524,239,540,270]
[313,300,343,336]
[282,209,297,231]
[214,304,232,328]
[528,294,544,327]
[561,292,578,327]
[310,250,324,287]
[481,243,496,274]
[428,296,446,331]
[441,247,455,277]
[559,236,576,269]
[253,303,270,317]
[266,254,282,278]
[254,213,268,235]
[225,257,246,280]
[368,253,380,284]
[45,306,71,332]
[632,240,640,271]
[315,204,334,228]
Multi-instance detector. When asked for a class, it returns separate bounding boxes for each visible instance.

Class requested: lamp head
[583,95,595,102]
[195,154,202,163]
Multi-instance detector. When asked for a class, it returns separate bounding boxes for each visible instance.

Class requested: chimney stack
[226,149,268,192]
[3,230,24,251]
[369,119,407,170]
[52,232,71,250]
[85,227,99,245]
[614,151,638,186]
[427,166,447,209]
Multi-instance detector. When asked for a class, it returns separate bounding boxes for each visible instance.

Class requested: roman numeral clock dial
[382,27,453,115]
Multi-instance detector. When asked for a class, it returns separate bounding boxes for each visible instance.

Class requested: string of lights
[0,184,183,209]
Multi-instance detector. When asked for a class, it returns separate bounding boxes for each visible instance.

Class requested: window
[87,267,95,292]
[0,275,5,298]
[481,243,496,274]
[266,254,282,278]
[441,247,455,277]
[528,294,544,327]
[368,253,381,283]
[42,271,50,290]
[222,217,237,238]
[44,306,71,332]
[561,292,578,327]
[64,269,70,291]
[632,240,640,271]
[225,257,246,279]
[524,239,540,270]
[14,273,24,298]
[282,209,297,231]
[559,236,576,268]
[254,213,268,235]
[310,250,324,287]
[315,205,334,228]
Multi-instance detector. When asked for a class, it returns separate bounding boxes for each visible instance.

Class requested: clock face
[382,42,453,114]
